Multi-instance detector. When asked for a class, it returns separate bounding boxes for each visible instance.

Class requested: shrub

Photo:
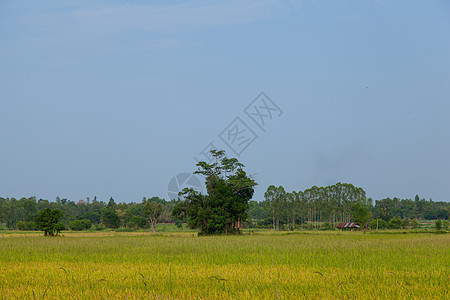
[442,220,449,230]
[368,218,387,230]
[16,221,25,230]
[70,219,92,231]
[388,217,403,229]
[16,221,39,231]
[175,220,183,229]
[127,216,146,229]
[435,219,442,230]
[94,223,106,231]
[402,219,410,229]
[321,222,335,230]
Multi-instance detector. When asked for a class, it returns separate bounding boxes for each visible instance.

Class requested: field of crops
[0,231,448,299]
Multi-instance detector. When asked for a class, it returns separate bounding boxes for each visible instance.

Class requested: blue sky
[1,0,449,203]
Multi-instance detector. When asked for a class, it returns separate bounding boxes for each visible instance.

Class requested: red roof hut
[337,222,360,229]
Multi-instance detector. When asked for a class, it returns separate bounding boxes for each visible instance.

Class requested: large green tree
[35,208,64,236]
[172,150,257,235]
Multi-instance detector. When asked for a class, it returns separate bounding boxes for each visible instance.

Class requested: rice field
[0,231,448,299]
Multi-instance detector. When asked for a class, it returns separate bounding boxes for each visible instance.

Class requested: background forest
[1,183,448,232]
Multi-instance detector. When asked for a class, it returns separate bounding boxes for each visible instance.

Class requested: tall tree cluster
[256,185,449,230]
[264,183,369,229]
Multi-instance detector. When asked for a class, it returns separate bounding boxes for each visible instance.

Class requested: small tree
[411,219,419,229]
[35,208,64,236]
[16,221,26,231]
[145,201,163,235]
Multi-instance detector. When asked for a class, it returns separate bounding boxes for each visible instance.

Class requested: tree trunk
[286,210,289,231]
[292,213,295,230]
[276,214,280,230]
[151,221,156,235]
[272,206,275,230]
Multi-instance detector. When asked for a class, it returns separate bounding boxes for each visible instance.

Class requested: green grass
[0,231,448,299]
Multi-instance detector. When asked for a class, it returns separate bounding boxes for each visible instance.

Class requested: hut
[337,222,360,230]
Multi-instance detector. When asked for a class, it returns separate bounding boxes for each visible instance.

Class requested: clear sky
[1,0,449,203]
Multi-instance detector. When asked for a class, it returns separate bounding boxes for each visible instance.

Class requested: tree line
[1,189,448,232]
[0,196,172,232]
[246,185,449,230]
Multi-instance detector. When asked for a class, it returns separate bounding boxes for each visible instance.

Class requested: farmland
[0,231,448,299]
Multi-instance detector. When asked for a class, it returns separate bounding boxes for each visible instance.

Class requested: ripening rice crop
[0,231,448,299]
